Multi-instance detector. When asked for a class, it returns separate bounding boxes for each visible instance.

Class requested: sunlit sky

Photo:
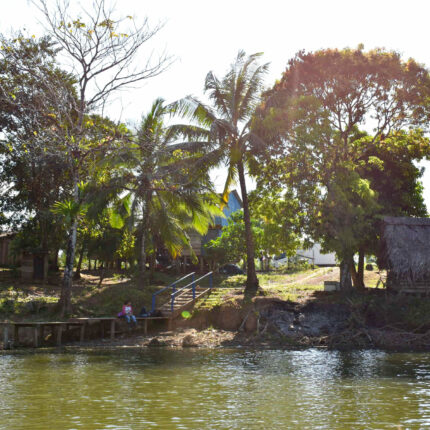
[3,0,430,206]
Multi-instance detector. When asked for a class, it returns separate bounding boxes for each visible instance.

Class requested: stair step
[155,281,212,315]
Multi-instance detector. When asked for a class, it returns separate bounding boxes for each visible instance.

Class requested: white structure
[296,243,337,266]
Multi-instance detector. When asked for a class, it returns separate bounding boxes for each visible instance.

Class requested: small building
[0,233,15,266]
[273,243,337,268]
[0,232,49,280]
[296,243,337,267]
[379,216,430,294]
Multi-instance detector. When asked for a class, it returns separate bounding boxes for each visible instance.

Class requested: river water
[1,348,430,429]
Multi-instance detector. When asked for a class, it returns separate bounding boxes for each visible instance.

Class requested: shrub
[278,259,313,274]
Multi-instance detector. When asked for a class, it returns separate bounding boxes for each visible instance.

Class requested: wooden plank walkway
[0,321,85,348]
[0,316,171,349]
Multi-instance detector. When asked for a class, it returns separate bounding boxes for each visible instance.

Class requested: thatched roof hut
[380,216,430,293]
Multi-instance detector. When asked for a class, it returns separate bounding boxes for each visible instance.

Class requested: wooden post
[40,325,44,342]
[14,325,19,346]
[56,325,62,346]
[33,325,39,348]
[100,320,105,338]
[144,319,148,335]
[3,324,9,349]
[110,320,115,340]
[80,324,85,343]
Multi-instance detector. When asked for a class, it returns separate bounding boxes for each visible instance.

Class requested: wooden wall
[388,279,430,294]
[0,236,12,266]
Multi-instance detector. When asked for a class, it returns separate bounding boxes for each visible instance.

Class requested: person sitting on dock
[119,301,137,327]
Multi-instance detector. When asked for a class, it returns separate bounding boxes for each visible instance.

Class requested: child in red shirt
[119,300,137,327]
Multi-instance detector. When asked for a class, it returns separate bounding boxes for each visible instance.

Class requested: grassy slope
[0,266,389,321]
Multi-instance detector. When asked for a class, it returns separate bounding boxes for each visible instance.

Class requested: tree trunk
[138,198,150,288]
[357,249,365,289]
[237,161,259,297]
[97,266,105,288]
[88,259,91,271]
[59,179,79,317]
[73,244,85,280]
[38,215,50,283]
[59,218,78,316]
[149,253,156,282]
[350,257,359,288]
[52,248,59,272]
[339,258,353,290]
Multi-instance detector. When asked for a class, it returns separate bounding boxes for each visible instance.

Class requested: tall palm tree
[172,51,269,297]
[106,98,221,287]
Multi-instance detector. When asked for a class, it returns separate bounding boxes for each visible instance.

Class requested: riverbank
[42,290,430,352]
[2,267,430,351]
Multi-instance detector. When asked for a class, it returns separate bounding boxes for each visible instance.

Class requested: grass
[194,288,236,311]
[0,266,386,321]
[0,270,180,320]
[5,265,430,338]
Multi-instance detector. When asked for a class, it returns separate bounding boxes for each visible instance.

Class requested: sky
[2,0,430,203]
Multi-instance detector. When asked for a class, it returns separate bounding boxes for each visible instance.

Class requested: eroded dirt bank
[94,294,430,351]
[4,289,430,351]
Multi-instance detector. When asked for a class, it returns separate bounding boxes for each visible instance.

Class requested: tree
[352,130,429,286]
[249,187,300,263]
[0,34,76,278]
[104,98,222,287]
[28,0,171,314]
[254,47,430,289]
[205,196,300,271]
[173,51,269,297]
[205,210,264,267]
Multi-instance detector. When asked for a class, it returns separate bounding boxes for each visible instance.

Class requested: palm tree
[106,98,221,287]
[172,51,269,297]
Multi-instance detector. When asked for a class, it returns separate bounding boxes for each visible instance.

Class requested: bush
[278,259,313,274]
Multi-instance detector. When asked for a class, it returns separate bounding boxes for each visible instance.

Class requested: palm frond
[238,61,269,121]
[168,96,215,128]
[167,141,214,153]
[165,123,210,141]
[205,71,231,120]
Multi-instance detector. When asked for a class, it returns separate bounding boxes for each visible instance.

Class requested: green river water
[1,348,430,429]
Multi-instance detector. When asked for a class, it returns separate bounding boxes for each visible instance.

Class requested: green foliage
[255,47,430,286]
[172,51,270,294]
[205,210,263,264]
[277,258,313,274]
[205,188,301,267]
[99,98,222,284]
[249,187,300,257]
[0,34,76,253]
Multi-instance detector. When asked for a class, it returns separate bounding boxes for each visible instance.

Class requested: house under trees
[182,190,243,270]
[380,217,430,294]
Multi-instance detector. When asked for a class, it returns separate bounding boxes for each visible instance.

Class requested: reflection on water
[1,348,430,429]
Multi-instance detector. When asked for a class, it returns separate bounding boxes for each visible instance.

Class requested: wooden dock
[0,316,170,349]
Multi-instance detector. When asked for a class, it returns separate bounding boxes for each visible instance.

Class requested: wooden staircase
[158,285,210,317]
[151,272,214,318]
